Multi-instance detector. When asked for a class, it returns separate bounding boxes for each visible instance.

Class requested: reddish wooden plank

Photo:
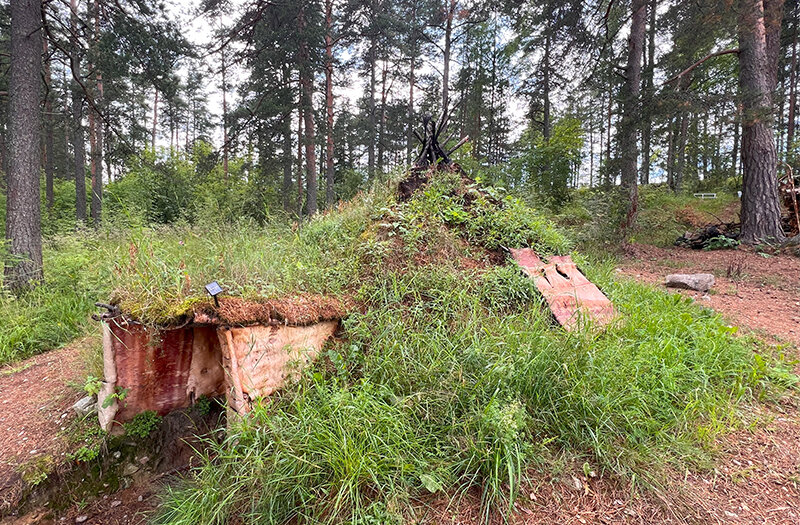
[509,249,614,330]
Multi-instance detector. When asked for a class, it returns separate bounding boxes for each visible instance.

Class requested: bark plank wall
[98,317,338,431]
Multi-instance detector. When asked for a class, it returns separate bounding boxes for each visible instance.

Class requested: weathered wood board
[98,317,338,430]
[217,322,339,416]
[509,248,615,330]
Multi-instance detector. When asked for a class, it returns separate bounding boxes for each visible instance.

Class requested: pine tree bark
[89,0,103,225]
[297,100,304,218]
[283,69,293,213]
[93,46,103,224]
[367,34,376,178]
[666,117,675,189]
[788,4,798,156]
[676,112,689,191]
[543,27,551,141]
[738,0,786,243]
[5,0,43,292]
[442,0,455,111]
[377,62,387,173]
[407,7,417,164]
[220,41,229,182]
[640,0,656,184]
[619,0,646,229]
[299,4,317,216]
[151,89,158,150]
[43,37,54,211]
[324,0,335,207]
[70,0,86,222]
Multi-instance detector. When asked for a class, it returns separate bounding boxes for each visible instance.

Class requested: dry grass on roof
[193,294,353,327]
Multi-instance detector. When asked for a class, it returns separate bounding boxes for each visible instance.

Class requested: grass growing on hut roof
[107,170,572,325]
[153,170,795,524]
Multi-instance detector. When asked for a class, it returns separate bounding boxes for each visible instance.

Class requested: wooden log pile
[674,223,740,249]
[412,103,468,169]
[779,166,800,236]
[399,103,469,200]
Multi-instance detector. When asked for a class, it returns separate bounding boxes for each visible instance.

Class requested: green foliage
[553,185,741,251]
[155,169,790,524]
[65,420,107,463]
[396,171,570,254]
[102,387,129,409]
[194,395,214,416]
[68,445,101,463]
[632,186,739,247]
[83,375,103,396]
[0,234,115,365]
[124,410,162,439]
[704,236,739,251]
[509,117,584,207]
[105,149,196,225]
[17,455,55,486]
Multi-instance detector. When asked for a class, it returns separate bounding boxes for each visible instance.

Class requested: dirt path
[0,340,92,513]
[619,243,800,345]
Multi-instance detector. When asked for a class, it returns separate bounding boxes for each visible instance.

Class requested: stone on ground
[665,273,715,292]
[72,396,97,417]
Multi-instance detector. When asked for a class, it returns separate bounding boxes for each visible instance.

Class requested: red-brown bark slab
[509,249,615,331]
[98,319,226,430]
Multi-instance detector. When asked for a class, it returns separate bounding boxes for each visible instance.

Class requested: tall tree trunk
[788,3,798,158]
[43,37,54,211]
[89,0,102,225]
[542,27,551,140]
[221,42,229,182]
[732,104,741,174]
[283,72,293,213]
[407,12,417,164]
[676,112,689,191]
[605,90,612,184]
[299,5,317,216]
[667,117,675,189]
[442,0,455,110]
[70,0,86,222]
[325,0,335,207]
[589,109,594,187]
[92,71,103,225]
[151,89,158,150]
[377,62,387,173]
[367,35,376,178]
[738,0,786,243]
[297,102,304,218]
[778,75,786,158]
[619,0,646,230]
[5,0,43,292]
[640,0,656,184]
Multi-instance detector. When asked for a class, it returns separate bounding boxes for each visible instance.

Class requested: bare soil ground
[619,243,800,345]
[0,339,92,514]
[3,245,800,525]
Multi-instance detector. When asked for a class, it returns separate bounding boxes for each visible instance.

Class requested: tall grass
[0,176,397,364]
[0,234,116,365]
[155,172,791,524]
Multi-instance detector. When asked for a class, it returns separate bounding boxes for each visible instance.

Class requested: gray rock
[122,463,140,476]
[665,273,715,292]
[783,233,800,247]
[72,396,97,418]
[75,516,88,524]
